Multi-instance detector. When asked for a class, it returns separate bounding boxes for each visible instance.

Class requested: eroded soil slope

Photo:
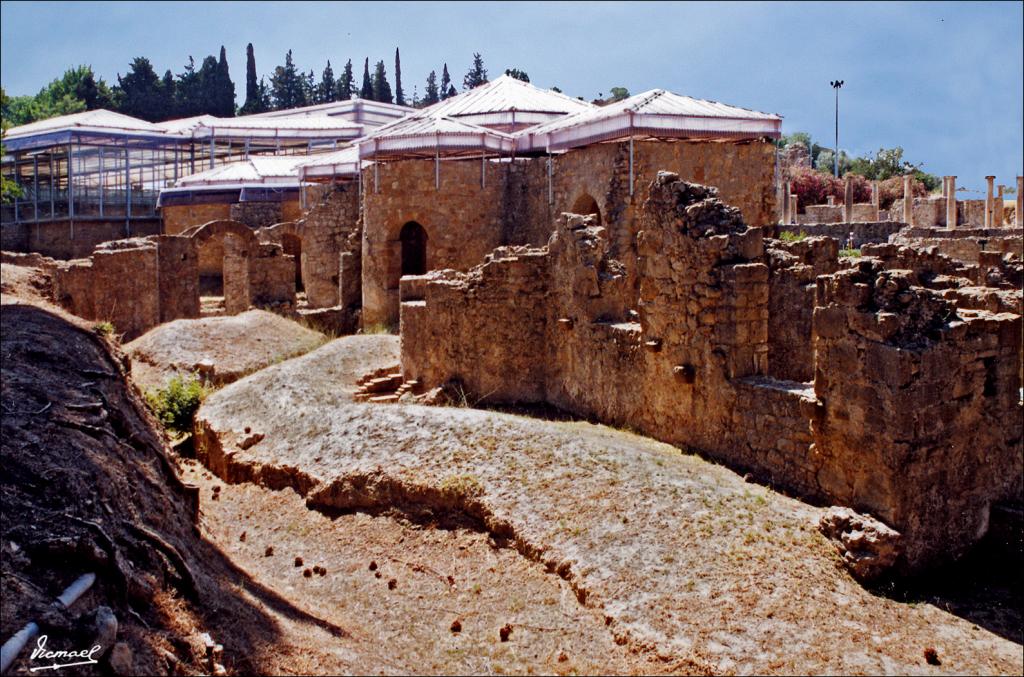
[195,335,1024,676]
[125,309,326,392]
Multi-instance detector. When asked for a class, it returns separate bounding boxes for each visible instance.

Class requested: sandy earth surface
[125,309,326,392]
[194,335,1024,675]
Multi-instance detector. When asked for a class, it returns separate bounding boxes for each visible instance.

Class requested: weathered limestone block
[819,506,901,581]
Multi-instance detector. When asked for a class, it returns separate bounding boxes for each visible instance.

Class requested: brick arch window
[400,221,428,276]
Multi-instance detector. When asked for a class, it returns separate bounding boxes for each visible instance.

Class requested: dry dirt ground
[125,309,326,392]
[194,335,1023,676]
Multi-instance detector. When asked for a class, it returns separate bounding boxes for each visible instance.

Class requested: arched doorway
[281,232,303,291]
[571,194,602,224]
[400,221,428,276]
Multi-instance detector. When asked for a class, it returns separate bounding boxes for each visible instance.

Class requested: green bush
[779,230,808,243]
[146,374,208,435]
[839,248,862,258]
[92,321,115,337]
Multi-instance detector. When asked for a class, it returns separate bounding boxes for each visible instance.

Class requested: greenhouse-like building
[0,108,376,257]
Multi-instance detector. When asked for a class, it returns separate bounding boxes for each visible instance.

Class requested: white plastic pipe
[0,572,96,673]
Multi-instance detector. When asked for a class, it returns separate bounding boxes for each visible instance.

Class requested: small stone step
[362,375,404,393]
[368,394,401,404]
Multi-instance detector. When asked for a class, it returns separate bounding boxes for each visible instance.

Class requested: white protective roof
[173,156,307,188]
[250,98,414,129]
[153,114,219,134]
[296,146,369,180]
[356,113,515,159]
[516,89,782,152]
[189,115,363,141]
[4,109,174,142]
[420,74,596,131]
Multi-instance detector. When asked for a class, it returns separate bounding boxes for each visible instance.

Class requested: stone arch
[399,221,428,277]
[183,220,258,296]
[571,193,602,224]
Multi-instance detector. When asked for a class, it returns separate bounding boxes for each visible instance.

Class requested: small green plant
[146,373,209,435]
[93,321,115,337]
[839,247,862,258]
[779,230,808,243]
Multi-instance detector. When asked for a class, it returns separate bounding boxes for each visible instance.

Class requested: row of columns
[779,173,1024,228]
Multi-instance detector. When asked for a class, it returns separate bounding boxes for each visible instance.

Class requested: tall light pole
[830,80,844,178]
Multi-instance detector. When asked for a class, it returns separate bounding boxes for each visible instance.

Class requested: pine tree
[394,47,405,106]
[504,68,529,82]
[175,56,202,117]
[446,84,457,99]
[318,60,336,104]
[270,49,303,110]
[422,70,439,107]
[440,64,452,100]
[371,60,393,104]
[216,46,235,116]
[359,58,373,100]
[117,57,164,121]
[463,52,488,90]
[302,70,315,106]
[240,43,262,114]
[337,59,354,101]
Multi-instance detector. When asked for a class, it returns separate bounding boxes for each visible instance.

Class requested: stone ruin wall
[362,139,777,327]
[1,219,163,260]
[163,203,233,236]
[48,223,299,339]
[400,174,1023,572]
[51,235,200,340]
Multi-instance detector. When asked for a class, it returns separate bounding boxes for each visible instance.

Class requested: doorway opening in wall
[400,221,428,276]
[281,232,304,292]
[571,194,602,224]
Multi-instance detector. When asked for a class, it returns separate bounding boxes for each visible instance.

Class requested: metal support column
[49,153,55,219]
[209,137,216,169]
[68,142,75,241]
[98,149,104,217]
[125,138,132,225]
[33,156,39,221]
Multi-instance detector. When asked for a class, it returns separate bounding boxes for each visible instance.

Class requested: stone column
[789,194,797,225]
[946,176,957,229]
[903,175,913,225]
[995,185,1004,226]
[826,195,835,206]
[984,176,995,227]
[1017,176,1023,227]
[872,180,881,221]
[843,176,854,222]
[941,176,949,198]
[782,181,791,225]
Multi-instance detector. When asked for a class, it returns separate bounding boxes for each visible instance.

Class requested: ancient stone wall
[295,184,360,309]
[1,219,162,260]
[771,221,905,247]
[400,175,1023,572]
[51,235,199,339]
[361,158,509,327]
[223,237,295,315]
[361,139,776,327]
[163,203,232,235]
[230,201,283,229]
[766,237,839,382]
[811,261,1022,566]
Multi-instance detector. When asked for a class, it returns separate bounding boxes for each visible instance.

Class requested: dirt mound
[0,301,371,675]
[195,336,1023,675]
[1,260,54,307]
[125,310,326,392]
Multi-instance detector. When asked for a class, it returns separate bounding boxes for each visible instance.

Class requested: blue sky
[2,1,1021,192]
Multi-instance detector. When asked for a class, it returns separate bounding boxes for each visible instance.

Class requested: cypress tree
[159,69,177,119]
[359,58,373,100]
[216,46,235,116]
[337,59,354,100]
[175,56,201,117]
[394,47,405,106]
[197,55,220,115]
[371,60,393,104]
[422,70,439,107]
[440,64,452,100]
[240,43,261,114]
[463,52,488,90]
